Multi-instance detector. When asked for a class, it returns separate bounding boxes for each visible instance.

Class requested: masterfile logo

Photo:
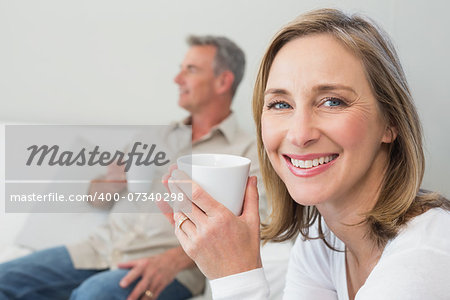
[26,142,170,172]
[4,125,192,213]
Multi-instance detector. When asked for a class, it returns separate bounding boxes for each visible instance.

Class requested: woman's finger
[241,176,260,224]
[161,164,178,190]
[157,174,175,223]
[173,217,195,257]
[174,212,196,237]
[160,164,181,223]
[168,182,208,227]
[182,201,208,227]
[168,164,178,173]
[171,169,224,216]
[161,172,171,191]
[168,178,191,212]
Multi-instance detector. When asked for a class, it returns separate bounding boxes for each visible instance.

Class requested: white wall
[1,0,449,196]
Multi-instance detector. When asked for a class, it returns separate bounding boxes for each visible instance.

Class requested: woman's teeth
[290,155,337,169]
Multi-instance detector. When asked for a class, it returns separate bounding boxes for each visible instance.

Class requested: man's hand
[88,162,127,209]
[118,247,194,300]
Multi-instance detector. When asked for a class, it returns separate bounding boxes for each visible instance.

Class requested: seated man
[0,35,264,300]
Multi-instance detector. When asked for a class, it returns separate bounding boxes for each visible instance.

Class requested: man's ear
[215,70,235,95]
[382,125,398,143]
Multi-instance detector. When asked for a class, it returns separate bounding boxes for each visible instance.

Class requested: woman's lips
[283,154,338,177]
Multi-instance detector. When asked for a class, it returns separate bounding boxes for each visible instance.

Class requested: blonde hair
[254,8,449,247]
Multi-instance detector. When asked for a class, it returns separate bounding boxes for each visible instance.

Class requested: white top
[210,208,450,300]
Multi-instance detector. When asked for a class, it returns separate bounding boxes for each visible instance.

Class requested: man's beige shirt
[66,113,265,296]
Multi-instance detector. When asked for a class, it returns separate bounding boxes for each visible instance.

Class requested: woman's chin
[288,188,330,207]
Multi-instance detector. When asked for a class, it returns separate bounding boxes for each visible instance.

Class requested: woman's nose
[285,110,320,148]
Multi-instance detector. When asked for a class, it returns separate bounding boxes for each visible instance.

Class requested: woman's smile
[283,153,339,177]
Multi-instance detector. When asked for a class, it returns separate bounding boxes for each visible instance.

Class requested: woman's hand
[166,168,262,280]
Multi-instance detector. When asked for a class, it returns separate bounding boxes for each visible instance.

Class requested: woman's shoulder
[391,207,450,250]
[376,207,450,280]
[358,208,450,299]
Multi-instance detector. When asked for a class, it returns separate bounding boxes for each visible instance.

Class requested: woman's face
[261,34,394,207]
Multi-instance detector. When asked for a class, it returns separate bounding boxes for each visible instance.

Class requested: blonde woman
[167,9,450,300]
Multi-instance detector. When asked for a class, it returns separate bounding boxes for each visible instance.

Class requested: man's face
[174,45,219,113]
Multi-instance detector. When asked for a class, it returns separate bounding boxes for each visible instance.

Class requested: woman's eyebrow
[264,85,358,98]
[264,88,290,96]
[313,84,357,95]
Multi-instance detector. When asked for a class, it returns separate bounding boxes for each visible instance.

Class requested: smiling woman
[253,9,449,250]
[167,8,450,300]
[261,34,393,213]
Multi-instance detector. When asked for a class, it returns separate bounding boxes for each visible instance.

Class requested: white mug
[177,154,251,216]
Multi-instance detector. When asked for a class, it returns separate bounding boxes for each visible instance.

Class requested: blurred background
[1,0,449,197]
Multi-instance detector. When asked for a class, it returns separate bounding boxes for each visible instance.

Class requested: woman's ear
[382,125,398,143]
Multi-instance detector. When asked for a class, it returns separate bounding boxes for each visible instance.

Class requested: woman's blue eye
[268,101,291,109]
[323,98,343,107]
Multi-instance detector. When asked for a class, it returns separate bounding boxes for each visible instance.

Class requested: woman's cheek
[261,115,283,154]
[330,114,370,148]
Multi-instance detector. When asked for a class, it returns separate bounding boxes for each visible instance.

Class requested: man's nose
[174,71,184,85]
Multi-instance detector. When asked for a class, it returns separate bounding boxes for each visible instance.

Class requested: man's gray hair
[187,35,246,97]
